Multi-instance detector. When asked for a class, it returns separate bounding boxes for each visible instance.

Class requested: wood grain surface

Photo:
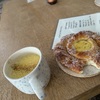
[0,0,100,100]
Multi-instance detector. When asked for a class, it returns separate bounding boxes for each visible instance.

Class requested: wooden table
[0,0,100,100]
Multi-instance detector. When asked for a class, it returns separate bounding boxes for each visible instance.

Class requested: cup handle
[29,76,45,100]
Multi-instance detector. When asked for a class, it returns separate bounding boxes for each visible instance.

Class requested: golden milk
[74,39,93,52]
[10,53,40,79]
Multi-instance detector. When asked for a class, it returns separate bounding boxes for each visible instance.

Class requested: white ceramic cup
[3,47,50,100]
[94,0,100,7]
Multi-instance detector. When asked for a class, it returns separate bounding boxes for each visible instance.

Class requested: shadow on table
[89,94,100,100]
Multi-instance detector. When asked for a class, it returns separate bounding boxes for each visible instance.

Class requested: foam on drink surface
[10,53,40,79]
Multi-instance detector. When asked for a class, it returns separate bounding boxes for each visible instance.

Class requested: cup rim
[3,46,42,80]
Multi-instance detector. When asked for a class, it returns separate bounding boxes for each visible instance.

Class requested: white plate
[95,3,100,7]
[56,59,100,78]
[94,0,100,7]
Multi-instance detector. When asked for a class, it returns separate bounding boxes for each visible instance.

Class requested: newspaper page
[52,13,100,49]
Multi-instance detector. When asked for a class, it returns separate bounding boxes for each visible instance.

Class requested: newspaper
[52,13,100,49]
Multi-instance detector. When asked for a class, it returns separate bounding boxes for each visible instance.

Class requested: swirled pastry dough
[53,31,100,73]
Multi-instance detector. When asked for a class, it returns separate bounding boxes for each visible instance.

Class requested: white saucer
[56,59,100,78]
[94,0,100,7]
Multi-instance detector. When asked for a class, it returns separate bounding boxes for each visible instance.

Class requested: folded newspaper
[52,13,100,49]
